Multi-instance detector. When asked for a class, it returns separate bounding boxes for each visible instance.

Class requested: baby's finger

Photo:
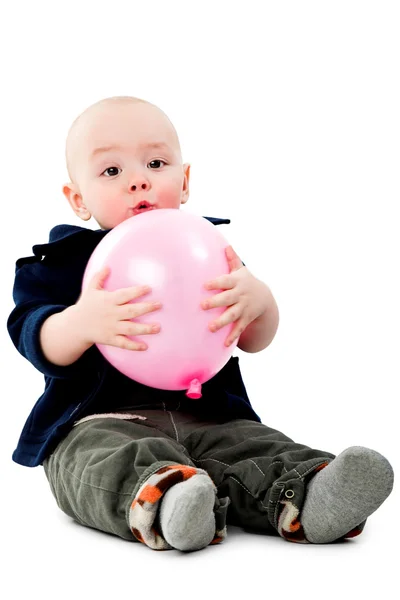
[114,335,148,351]
[117,320,161,337]
[224,319,246,347]
[204,273,234,291]
[114,285,152,305]
[225,246,244,272]
[120,301,162,320]
[89,266,111,290]
[201,289,237,310]
[208,304,242,332]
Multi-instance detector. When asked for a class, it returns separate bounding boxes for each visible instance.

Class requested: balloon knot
[186,378,202,399]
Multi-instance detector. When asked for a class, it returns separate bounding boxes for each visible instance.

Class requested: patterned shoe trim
[277,461,329,543]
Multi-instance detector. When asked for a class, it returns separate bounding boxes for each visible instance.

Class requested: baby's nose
[129,176,149,191]
[130,181,148,191]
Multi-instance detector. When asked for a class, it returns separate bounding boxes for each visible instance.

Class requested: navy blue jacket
[7,217,261,467]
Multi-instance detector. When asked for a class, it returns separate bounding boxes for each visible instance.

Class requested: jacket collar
[30,216,231,260]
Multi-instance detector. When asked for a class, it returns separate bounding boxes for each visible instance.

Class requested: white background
[1,1,398,598]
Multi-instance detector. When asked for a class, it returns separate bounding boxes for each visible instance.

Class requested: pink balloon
[82,209,238,398]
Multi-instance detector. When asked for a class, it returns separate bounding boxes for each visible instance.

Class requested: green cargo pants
[43,405,342,548]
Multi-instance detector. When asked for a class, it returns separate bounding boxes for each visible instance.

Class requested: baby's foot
[159,472,216,551]
[301,446,394,543]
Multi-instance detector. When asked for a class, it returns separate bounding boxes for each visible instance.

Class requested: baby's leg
[184,419,393,543]
[43,414,225,550]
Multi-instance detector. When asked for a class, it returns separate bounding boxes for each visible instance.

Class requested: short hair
[65,96,178,182]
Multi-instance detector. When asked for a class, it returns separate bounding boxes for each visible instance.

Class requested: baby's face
[64,102,190,230]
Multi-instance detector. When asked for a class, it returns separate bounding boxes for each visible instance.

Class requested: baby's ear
[62,182,91,221]
[181,163,190,204]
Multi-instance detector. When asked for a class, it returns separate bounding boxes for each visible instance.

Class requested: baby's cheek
[157,180,185,206]
[158,187,180,207]
[97,194,127,227]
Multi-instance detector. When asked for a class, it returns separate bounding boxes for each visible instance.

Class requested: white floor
[2,460,396,600]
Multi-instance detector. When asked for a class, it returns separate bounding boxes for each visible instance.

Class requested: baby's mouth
[132,201,156,215]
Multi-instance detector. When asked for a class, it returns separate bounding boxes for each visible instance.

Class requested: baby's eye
[148,159,166,169]
[102,166,121,177]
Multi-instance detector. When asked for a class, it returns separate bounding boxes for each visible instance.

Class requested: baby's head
[63,96,190,230]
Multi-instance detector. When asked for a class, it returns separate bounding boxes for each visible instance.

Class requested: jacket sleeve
[7,258,102,379]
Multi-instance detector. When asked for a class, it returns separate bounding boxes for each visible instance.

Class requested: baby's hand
[75,266,162,351]
[202,246,269,346]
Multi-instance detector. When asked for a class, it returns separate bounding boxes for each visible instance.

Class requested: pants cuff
[128,463,229,550]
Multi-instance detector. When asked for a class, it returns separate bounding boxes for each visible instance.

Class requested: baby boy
[7,96,394,550]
